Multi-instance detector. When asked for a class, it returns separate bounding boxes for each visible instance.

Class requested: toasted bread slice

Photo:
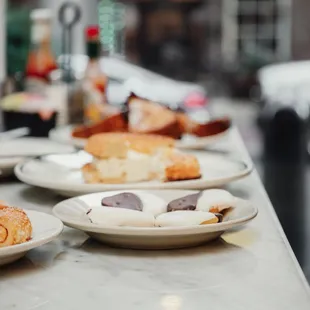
[127,94,183,139]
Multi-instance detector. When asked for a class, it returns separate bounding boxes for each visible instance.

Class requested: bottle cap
[86,25,100,39]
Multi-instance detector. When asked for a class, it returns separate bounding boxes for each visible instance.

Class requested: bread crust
[84,132,175,158]
[163,151,201,181]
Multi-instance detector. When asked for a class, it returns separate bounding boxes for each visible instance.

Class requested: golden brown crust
[164,151,201,182]
[0,204,32,247]
[84,132,175,158]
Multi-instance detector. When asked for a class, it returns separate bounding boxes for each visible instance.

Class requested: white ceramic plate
[14,150,252,197]
[0,138,75,177]
[49,125,230,150]
[0,210,63,266]
[53,190,258,249]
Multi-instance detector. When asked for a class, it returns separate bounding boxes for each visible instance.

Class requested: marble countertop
[0,129,310,310]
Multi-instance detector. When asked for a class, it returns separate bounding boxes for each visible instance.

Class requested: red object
[86,25,100,39]
[184,92,208,108]
[26,50,57,81]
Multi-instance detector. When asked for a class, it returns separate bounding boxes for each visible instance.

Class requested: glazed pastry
[155,211,218,227]
[87,206,155,227]
[82,132,201,184]
[0,204,32,248]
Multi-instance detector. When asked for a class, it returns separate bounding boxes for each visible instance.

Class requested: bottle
[25,9,57,95]
[83,25,109,124]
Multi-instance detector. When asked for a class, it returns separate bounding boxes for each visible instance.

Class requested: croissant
[0,204,32,248]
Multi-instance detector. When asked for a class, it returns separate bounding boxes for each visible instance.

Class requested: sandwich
[82,132,201,184]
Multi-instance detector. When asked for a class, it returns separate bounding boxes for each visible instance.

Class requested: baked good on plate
[82,132,201,184]
[126,93,183,139]
[0,204,32,248]
[155,211,218,227]
[167,189,235,214]
[72,112,128,138]
[101,192,167,217]
[84,190,238,228]
[190,117,231,138]
[87,207,155,227]
[87,192,167,227]
[70,91,231,141]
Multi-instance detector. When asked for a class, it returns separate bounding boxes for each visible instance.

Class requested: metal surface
[0,128,309,309]
[58,1,81,82]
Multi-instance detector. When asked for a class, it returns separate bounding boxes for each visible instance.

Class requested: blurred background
[2,0,310,282]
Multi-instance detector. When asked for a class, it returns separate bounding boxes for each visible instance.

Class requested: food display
[82,132,201,184]
[72,93,231,140]
[85,189,235,228]
[0,204,33,248]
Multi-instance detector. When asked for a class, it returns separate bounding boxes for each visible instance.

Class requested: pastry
[176,112,231,137]
[190,118,231,138]
[87,192,165,227]
[85,190,238,228]
[196,189,236,213]
[84,132,175,159]
[155,148,201,182]
[167,192,201,212]
[101,192,167,217]
[70,91,231,141]
[155,211,218,227]
[72,112,128,138]
[166,189,235,214]
[82,132,201,184]
[87,206,155,227]
[0,204,32,248]
[127,93,183,139]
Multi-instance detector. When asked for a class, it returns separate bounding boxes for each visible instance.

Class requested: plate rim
[52,190,258,236]
[0,210,64,257]
[14,152,253,194]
